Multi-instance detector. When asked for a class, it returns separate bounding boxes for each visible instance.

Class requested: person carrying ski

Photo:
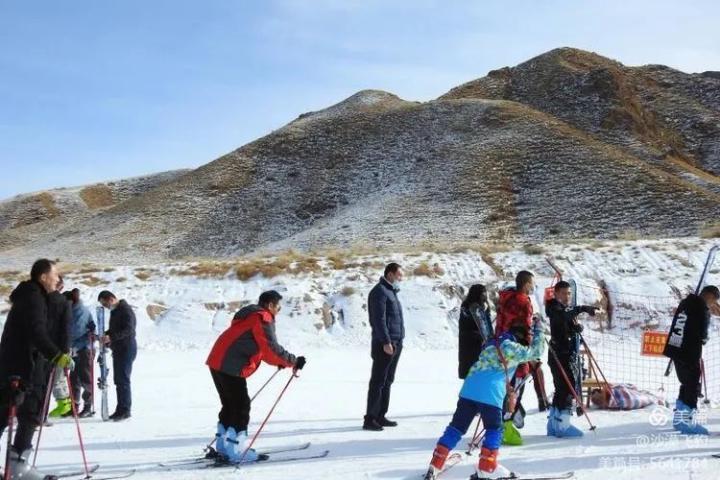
[663,284,719,435]
[206,290,306,463]
[545,280,596,438]
[0,259,75,480]
[493,270,548,444]
[66,288,96,418]
[458,284,493,379]
[98,290,137,421]
[424,318,545,480]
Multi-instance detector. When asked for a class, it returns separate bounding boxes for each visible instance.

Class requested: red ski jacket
[494,288,534,377]
[206,305,296,378]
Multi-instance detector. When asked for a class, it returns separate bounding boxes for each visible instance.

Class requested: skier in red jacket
[494,270,549,444]
[206,290,306,463]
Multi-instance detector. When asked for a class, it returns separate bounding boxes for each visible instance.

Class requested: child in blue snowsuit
[424,320,545,480]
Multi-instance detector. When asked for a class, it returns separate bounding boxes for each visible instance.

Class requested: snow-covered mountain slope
[2,238,717,351]
[2,48,720,265]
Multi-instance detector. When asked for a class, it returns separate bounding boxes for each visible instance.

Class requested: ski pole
[701,359,710,405]
[64,369,91,479]
[465,417,483,455]
[251,368,281,403]
[4,376,21,480]
[546,339,597,431]
[466,426,486,456]
[32,367,58,467]
[237,370,299,468]
[467,370,531,456]
[90,334,96,415]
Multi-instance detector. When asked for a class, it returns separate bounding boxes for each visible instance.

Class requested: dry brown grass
[341,286,357,296]
[35,192,60,217]
[700,222,720,239]
[115,277,127,282]
[413,262,445,277]
[134,271,153,281]
[522,244,545,255]
[326,252,347,270]
[168,261,234,278]
[79,185,115,209]
[80,275,104,287]
[615,229,642,241]
[0,271,25,286]
[146,304,168,321]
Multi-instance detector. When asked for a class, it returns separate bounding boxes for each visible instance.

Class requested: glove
[53,353,75,371]
[585,306,597,316]
[294,356,306,371]
[87,320,96,333]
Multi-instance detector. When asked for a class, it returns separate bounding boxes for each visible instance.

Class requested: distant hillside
[1,48,718,265]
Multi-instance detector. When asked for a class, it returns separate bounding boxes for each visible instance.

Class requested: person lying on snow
[589,384,668,410]
[206,290,306,464]
[424,318,545,480]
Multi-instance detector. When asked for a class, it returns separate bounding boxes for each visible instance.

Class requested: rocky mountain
[1,47,718,266]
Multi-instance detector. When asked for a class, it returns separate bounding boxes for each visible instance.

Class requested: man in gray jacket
[363,263,405,431]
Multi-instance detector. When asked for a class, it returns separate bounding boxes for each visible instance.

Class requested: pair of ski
[54,464,135,480]
[430,452,574,480]
[160,442,329,470]
[96,307,110,422]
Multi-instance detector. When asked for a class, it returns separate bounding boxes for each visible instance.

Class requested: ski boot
[471,447,516,479]
[423,444,450,479]
[48,398,72,418]
[224,428,269,464]
[7,448,58,480]
[673,400,709,435]
[210,423,227,460]
[546,406,557,437]
[78,404,94,418]
[61,403,79,418]
[553,409,583,438]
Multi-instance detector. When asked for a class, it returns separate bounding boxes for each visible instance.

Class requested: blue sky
[1,0,718,200]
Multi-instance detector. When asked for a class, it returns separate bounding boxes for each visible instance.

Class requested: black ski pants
[210,368,250,432]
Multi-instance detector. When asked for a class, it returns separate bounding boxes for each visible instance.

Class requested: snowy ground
[29,348,720,480]
[2,238,720,479]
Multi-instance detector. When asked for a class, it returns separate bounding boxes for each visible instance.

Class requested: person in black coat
[0,259,74,479]
[546,281,596,417]
[458,284,493,379]
[364,263,405,431]
[664,285,719,434]
[98,290,137,421]
[544,281,596,438]
[45,276,74,418]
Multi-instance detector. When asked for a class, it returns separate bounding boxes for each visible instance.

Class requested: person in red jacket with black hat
[206,290,306,464]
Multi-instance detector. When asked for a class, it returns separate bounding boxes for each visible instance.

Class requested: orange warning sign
[641,331,668,357]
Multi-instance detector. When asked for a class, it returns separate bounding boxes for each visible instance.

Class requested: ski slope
[30,348,720,480]
[2,238,720,479]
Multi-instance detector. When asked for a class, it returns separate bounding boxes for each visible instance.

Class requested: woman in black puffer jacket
[458,284,493,379]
